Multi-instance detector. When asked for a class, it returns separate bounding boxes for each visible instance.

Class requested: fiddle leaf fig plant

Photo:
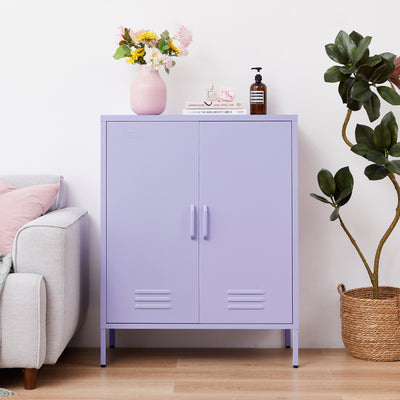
[311,30,400,299]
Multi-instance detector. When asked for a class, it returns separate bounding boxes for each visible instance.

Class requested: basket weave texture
[338,284,400,361]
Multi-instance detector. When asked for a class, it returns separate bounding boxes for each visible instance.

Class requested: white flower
[143,45,164,70]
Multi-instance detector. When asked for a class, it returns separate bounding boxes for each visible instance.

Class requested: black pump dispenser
[250,67,267,114]
[252,67,263,83]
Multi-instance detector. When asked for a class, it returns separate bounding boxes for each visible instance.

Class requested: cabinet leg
[285,329,291,348]
[110,329,115,348]
[100,328,107,367]
[292,329,299,368]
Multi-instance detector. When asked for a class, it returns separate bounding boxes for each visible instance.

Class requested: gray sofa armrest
[12,207,88,364]
[0,273,46,369]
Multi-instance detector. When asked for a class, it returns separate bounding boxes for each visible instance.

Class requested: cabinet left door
[105,121,199,323]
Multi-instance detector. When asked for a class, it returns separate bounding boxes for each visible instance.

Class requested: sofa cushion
[0,182,60,254]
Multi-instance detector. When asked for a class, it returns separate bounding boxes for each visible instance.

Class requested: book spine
[185,102,243,109]
[182,109,247,115]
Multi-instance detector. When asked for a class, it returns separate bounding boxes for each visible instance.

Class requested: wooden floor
[1,348,400,399]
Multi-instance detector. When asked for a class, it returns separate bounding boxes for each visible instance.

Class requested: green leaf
[355,124,375,147]
[310,193,332,204]
[374,123,392,151]
[330,207,340,221]
[357,65,374,82]
[113,44,132,59]
[386,160,400,175]
[335,31,356,59]
[351,143,372,157]
[349,31,364,46]
[352,36,372,65]
[364,164,389,180]
[334,166,354,206]
[380,52,397,65]
[389,143,400,157]
[377,86,400,105]
[324,66,349,83]
[363,92,381,122]
[317,169,336,197]
[365,149,388,165]
[347,97,362,111]
[381,111,398,147]
[338,78,355,103]
[371,64,395,84]
[350,80,371,102]
[325,43,347,64]
[362,55,382,67]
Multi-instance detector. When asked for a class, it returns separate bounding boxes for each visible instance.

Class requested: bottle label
[250,90,264,104]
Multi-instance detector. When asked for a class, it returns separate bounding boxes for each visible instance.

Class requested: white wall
[1,0,400,349]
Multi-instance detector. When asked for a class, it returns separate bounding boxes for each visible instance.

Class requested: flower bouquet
[113,25,192,73]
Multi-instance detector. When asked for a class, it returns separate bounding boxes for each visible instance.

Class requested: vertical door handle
[190,205,196,239]
[203,205,209,240]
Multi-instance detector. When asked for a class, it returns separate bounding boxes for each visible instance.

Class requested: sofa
[0,175,88,389]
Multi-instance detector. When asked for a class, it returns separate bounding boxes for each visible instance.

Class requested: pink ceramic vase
[130,65,167,115]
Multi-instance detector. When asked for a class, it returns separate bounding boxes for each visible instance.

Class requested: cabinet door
[106,121,199,323]
[199,121,293,323]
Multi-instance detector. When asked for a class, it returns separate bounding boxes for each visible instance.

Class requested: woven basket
[338,284,400,361]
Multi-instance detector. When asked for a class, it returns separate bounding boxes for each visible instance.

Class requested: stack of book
[183,101,246,115]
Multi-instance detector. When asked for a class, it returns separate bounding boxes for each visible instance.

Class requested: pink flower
[162,54,173,70]
[115,25,125,44]
[177,25,192,54]
[217,87,235,102]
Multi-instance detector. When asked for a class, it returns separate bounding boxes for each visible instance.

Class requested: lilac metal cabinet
[101,115,298,367]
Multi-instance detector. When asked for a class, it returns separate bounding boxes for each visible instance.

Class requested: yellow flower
[126,47,145,64]
[168,40,180,54]
[135,30,158,42]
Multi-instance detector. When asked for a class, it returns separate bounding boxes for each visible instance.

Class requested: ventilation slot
[134,289,172,309]
[227,290,265,310]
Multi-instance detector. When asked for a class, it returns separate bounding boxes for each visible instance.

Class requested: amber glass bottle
[250,67,267,114]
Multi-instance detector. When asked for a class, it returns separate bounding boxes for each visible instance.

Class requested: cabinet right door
[199,121,294,324]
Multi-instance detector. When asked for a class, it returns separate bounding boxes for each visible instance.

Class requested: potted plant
[310,30,400,361]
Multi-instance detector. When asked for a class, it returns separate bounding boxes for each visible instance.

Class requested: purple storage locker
[101,115,298,367]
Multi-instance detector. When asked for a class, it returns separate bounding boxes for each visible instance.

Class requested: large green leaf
[357,65,374,82]
[381,111,398,147]
[355,124,375,147]
[335,31,356,59]
[324,66,349,83]
[363,92,381,122]
[364,164,389,180]
[352,36,372,66]
[386,160,400,175]
[325,44,348,64]
[377,86,400,105]
[350,80,371,102]
[113,44,132,59]
[362,55,382,67]
[374,123,392,151]
[338,78,355,103]
[310,193,332,204]
[365,149,388,165]
[317,169,336,197]
[380,52,397,65]
[389,143,400,157]
[351,143,372,157]
[349,31,364,46]
[347,97,362,111]
[334,166,354,206]
[371,64,395,84]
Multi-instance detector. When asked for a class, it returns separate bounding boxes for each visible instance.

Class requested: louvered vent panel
[226,290,265,310]
[134,289,172,309]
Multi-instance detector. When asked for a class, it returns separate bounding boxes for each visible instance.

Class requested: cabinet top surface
[101,114,297,123]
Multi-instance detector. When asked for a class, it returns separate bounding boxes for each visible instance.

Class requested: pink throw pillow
[0,183,60,254]
[0,178,16,195]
